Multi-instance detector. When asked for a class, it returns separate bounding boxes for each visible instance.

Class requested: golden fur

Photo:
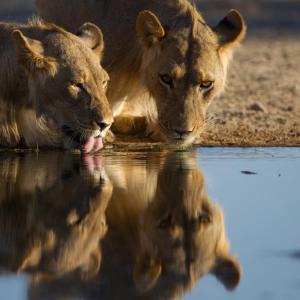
[0,18,113,149]
[104,152,240,298]
[35,0,246,145]
[9,151,241,299]
[0,152,112,280]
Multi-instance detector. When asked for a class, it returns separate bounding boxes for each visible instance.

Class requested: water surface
[0,148,299,299]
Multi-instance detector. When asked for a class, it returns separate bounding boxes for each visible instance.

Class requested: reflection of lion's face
[144,170,223,273]
[134,157,240,295]
[0,153,112,279]
[35,161,112,279]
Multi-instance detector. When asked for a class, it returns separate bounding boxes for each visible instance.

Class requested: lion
[104,152,241,299]
[28,151,240,299]
[35,0,246,145]
[0,152,112,280]
[0,18,113,152]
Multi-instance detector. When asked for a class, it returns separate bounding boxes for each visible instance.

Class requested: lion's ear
[211,254,241,290]
[77,22,104,58]
[81,246,102,281]
[13,244,42,273]
[213,10,246,51]
[12,30,57,76]
[133,253,162,293]
[136,10,165,47]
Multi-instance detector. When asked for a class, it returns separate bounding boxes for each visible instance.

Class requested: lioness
[35,0,246,144]
[103,152,240,298]
[0,19,113,152]
[0,152,112,280]
[23,152,240,300]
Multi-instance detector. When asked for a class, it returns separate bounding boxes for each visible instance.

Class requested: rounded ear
[12,30,57,75]
[211,254,241,290]
[213,10,246,50]
[77,22,104,58]
[13,243,42,273]
[13,30,44,68]
[136,10,165,47]
[133,253,162,293]
[81,247,102,281]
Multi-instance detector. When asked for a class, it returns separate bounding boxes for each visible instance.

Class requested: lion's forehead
[164,34,221,80]
[45,33,99,69]
[44,35,105,84]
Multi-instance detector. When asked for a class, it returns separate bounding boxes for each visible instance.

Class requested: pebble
[247,103,267,113]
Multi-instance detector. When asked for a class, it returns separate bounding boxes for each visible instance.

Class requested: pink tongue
[93,137,103,152]
[82,137,103,153]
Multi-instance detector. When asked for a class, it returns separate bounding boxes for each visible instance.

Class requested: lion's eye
[68,82,89,101]
[75,83,84,89]
[102,80,109,90]
[69,82,84,91]
[158,213,173,229]
[159,74,173,88]
[199,81,214,92]
[198,211,212,224]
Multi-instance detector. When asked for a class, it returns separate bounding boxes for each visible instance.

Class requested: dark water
[0,148,299,300]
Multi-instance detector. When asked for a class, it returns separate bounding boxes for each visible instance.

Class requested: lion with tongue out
[0,19,113,153]
[82,136,104,153]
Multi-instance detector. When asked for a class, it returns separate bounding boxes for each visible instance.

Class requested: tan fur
[0,152,112,279]
[16,152,241,299]
[35,0,246,145]
[103,152,241,298]
[0,18,113,149]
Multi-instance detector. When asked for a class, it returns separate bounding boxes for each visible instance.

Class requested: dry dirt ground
[0,0,299,147]
[198,0,300,146]
[199,32,300,146]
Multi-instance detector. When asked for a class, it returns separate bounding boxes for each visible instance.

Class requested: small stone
[247,103,266,113]
[276,118,286,125]
[283,106,293,112]
[290,85,300,95]
[241,170,258,175]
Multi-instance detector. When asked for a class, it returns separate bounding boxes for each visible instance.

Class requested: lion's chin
[166,141,194,151]
[62,125,104,153]
[160,132,197,149]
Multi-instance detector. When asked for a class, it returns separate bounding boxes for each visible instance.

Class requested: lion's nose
[172,127,194,137]
[174,129,193,135]
[96,120,111,132]
[93,111,113,132]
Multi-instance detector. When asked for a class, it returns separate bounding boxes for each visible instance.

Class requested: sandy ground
[0,0,299,147]
[199,32,300,146]
[197,0,300,146]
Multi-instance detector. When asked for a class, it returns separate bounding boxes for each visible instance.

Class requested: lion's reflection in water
[0,151,240,299]
[0,153,111,280]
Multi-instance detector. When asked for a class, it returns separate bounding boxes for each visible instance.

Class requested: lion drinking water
[35,0,246,145]
[0,18,113,152]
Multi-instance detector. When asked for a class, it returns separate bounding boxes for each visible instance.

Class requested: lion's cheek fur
[17,108,63,147]
[0,101,20,147]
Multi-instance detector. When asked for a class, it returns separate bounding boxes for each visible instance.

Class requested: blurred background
[199,0,300,32]
[1,0,300,32]
[0,0,33,21]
